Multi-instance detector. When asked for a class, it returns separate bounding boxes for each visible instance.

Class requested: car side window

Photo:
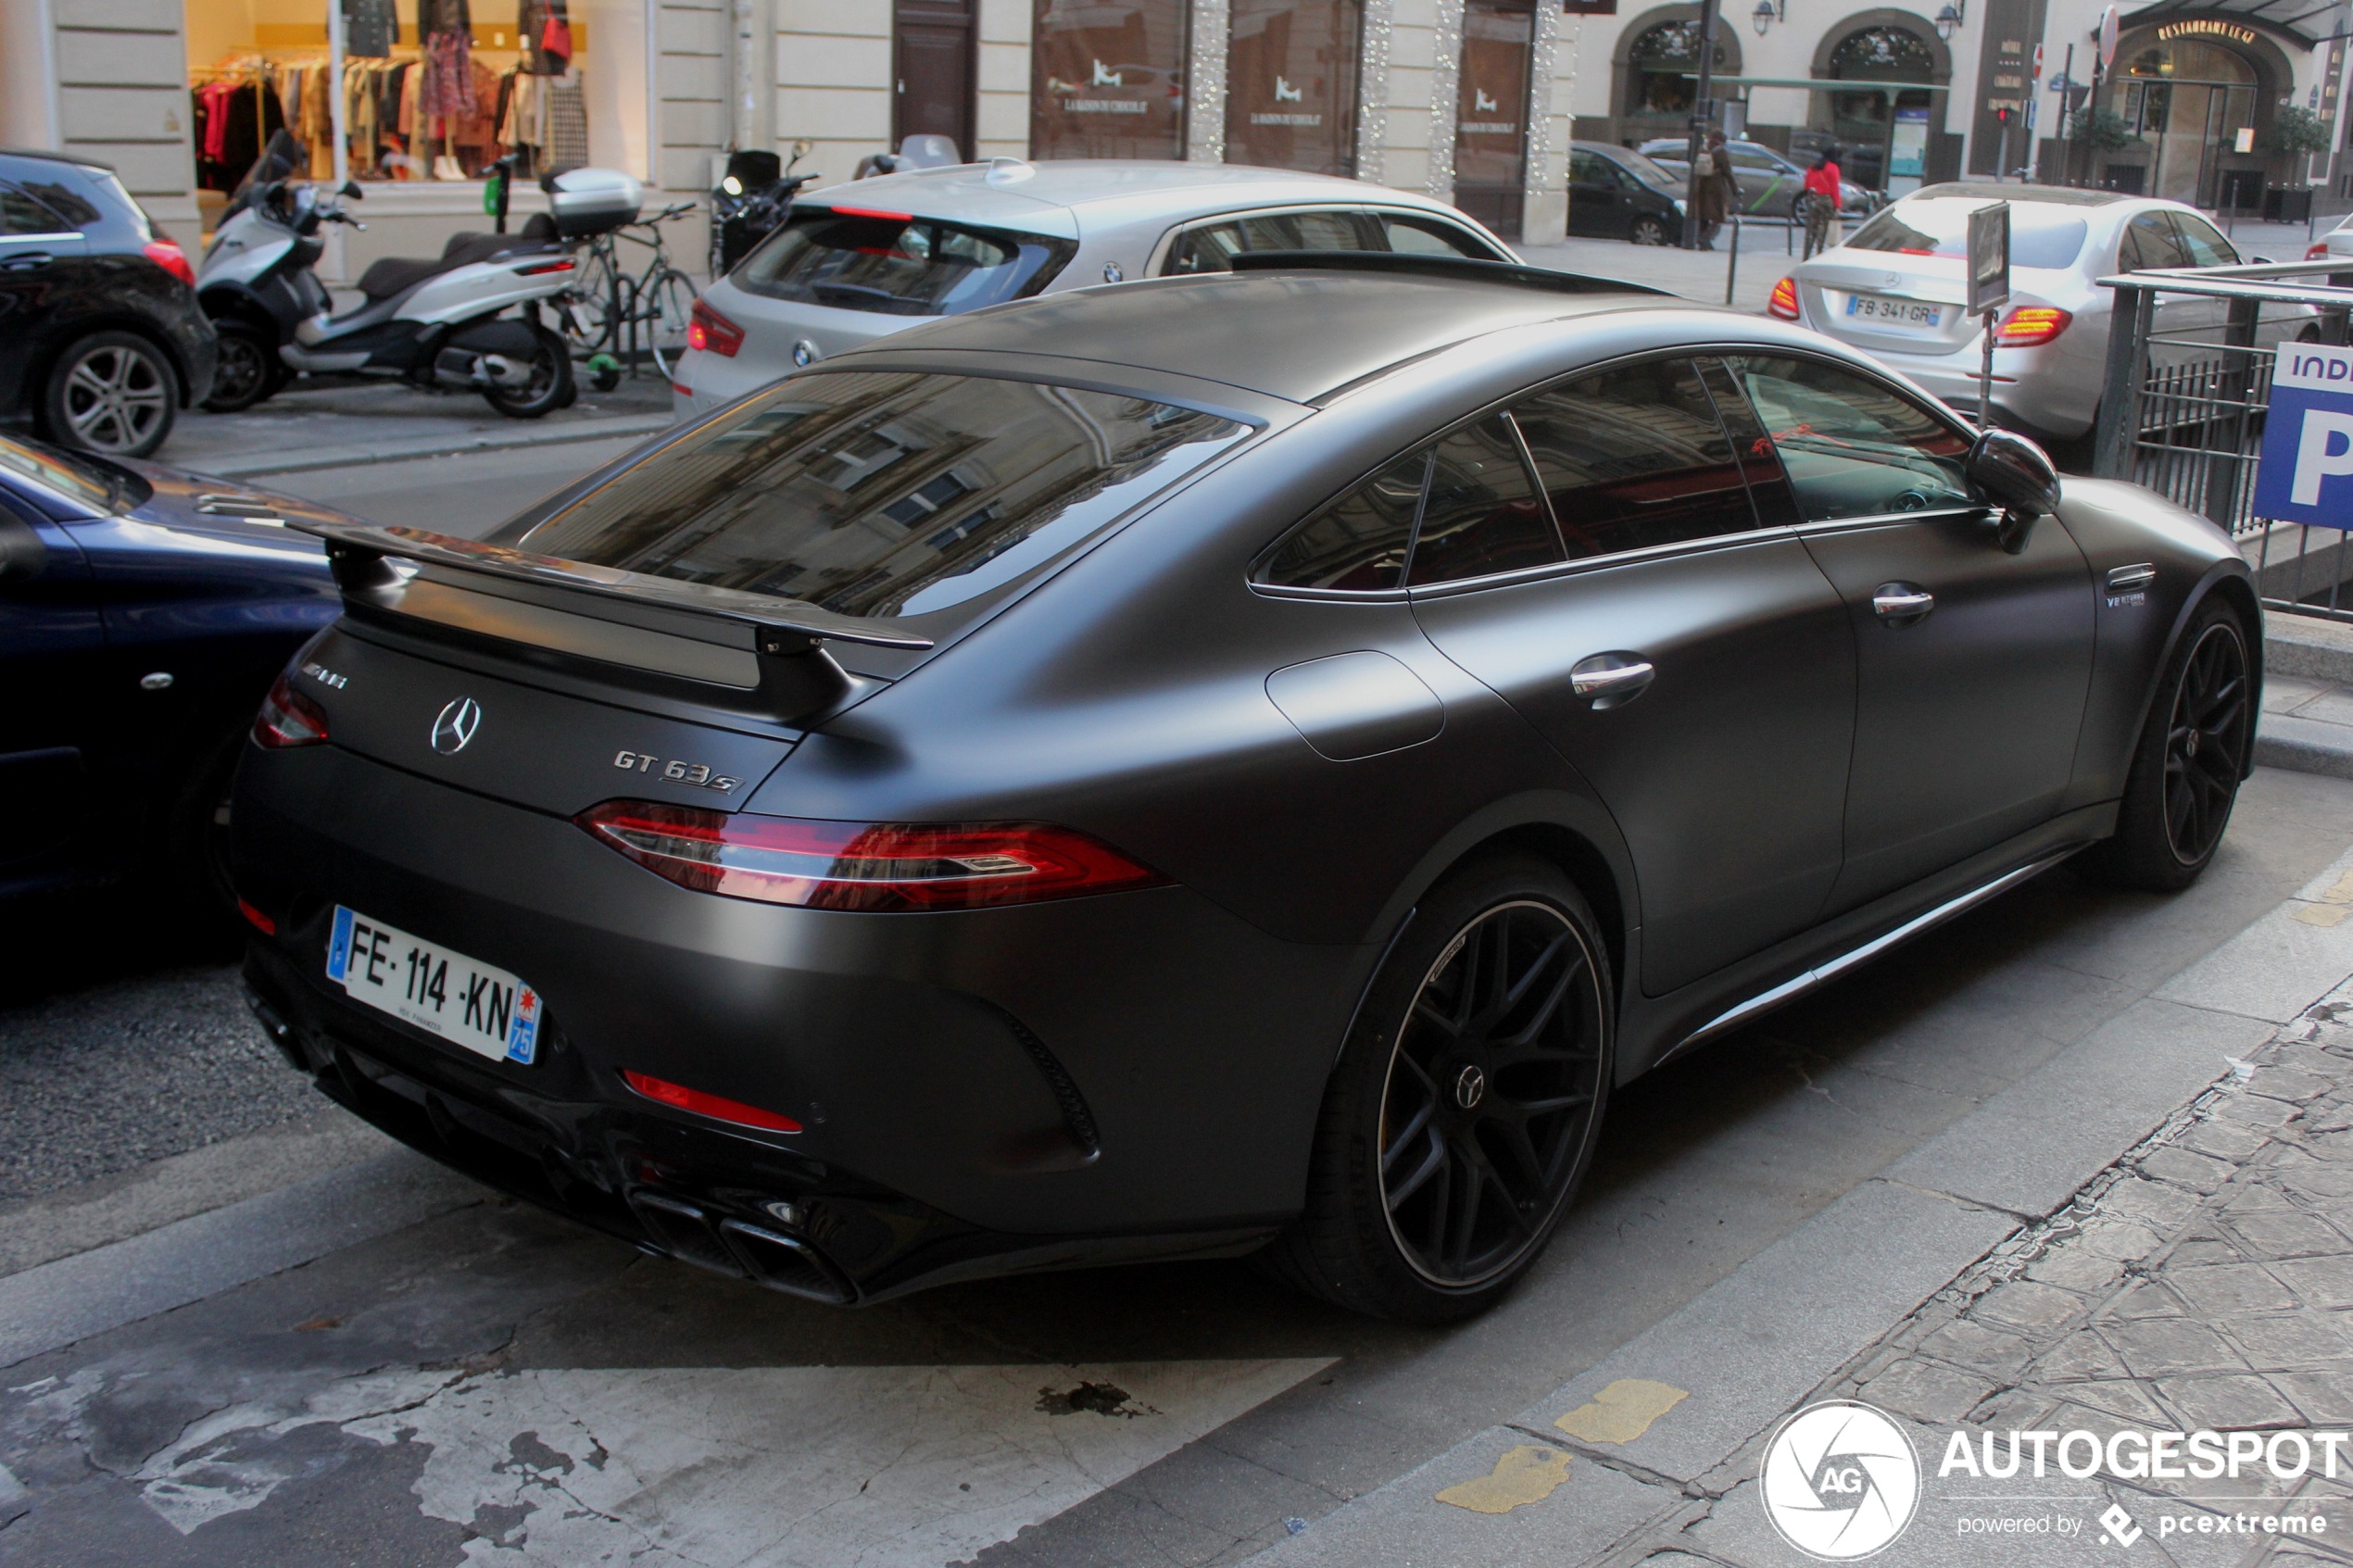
[1407,415,1562,585]
[1509,357,1760,558]
[0,184,69,236]
[1694,357,1804,529]
[2120,211,2189,271]
[1728,356,1975,521]
[1164,210,1377,274]
[1379,214,1498,258]
[1569,150,1611,185]
[1253,450,1429,592]
[2171,212,2238,268]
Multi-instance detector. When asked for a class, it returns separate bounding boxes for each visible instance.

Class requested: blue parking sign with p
[2255,343,2353,528]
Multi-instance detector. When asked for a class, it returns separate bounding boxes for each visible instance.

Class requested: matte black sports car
[233,253,2257,1323]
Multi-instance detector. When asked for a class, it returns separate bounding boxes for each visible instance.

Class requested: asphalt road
[3,764,2350,1567]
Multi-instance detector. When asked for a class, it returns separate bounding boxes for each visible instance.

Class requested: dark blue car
[0,432,341,924]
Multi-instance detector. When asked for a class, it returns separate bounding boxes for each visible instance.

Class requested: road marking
[1434,1444,1574,1513]
[1552,1378,1690,1444]
[98,1359,1328,1560]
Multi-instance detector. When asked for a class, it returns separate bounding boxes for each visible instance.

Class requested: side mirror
[0,515,49,583]
[792,137,815,158]
[1966,428,2061,552]
[341,181,364,199]
[2251,254,2276,265]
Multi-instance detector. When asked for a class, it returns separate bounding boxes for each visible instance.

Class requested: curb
[2266,608,2353,685]
[196,412,674,480]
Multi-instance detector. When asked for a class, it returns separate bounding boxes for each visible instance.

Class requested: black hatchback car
[0,150,216,458]
[1567,143,1688,246]
[235,254,2257,1323]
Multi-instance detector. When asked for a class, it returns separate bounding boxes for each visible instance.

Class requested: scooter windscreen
[222,129,305,222]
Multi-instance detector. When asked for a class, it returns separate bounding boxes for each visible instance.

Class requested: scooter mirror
[342,181,364,199]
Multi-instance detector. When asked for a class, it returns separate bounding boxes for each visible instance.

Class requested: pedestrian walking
[1693,132,1738,251]
[1801,146,1844,260]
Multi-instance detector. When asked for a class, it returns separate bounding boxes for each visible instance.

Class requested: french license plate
[326,906,542,1064]
[1846,294,1944,329]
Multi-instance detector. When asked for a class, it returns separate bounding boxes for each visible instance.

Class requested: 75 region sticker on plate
[326,905,542,1064]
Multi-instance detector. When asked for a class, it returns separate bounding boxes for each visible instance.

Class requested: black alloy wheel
[2083,597,2252,891]
[1379,899,1607,1286]
[203,321,282,412]
[2160,619,2252,865]
[1271,857,1613,1322]
[1630,215,1671,247]
[483,322,575,419]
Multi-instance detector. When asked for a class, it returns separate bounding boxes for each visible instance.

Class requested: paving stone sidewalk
[1606,985,2353,1567]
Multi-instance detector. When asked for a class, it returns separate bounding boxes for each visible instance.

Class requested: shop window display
[1031,0,1189,160]
[1225,0,1361,176]
[184,0,585,194]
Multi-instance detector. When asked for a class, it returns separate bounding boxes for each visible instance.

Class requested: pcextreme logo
[1762,1400,1922,1560]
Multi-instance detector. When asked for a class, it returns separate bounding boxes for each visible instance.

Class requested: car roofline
[1228,249,1674,296]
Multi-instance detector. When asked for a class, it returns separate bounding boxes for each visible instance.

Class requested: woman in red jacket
[1801,147,1843,259]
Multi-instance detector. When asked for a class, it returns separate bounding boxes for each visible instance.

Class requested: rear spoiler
[288,519,931,721]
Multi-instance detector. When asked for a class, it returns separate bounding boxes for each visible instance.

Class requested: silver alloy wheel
[61,341,171,452]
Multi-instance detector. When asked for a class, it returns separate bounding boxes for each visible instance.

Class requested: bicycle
[564,200,700,379]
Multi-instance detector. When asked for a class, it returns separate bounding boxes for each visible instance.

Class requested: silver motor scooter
[196,135,595,418]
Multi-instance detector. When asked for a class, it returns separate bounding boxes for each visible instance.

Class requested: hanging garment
[420,30,473,121]
[343,0,396,58]
[417,0,472,37]
[518,0,573,75]
[545,74,588,170]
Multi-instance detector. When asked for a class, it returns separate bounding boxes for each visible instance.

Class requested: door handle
[1570,652,1655,709]
[0,255,52,272]
[1872,583,1935,625]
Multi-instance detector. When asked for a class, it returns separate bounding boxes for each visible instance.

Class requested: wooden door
[1453,0,1533,238]
[895,0,976,160]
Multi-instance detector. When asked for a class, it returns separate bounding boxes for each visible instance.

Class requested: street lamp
[1751,0,1780,36]
[1934,2,1963,40]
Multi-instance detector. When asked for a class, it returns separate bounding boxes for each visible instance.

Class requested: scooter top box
[543,169,643,239]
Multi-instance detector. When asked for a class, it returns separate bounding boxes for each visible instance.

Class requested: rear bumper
[233,740,1365,1300]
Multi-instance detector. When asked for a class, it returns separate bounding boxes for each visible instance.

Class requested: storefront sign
[1225,0,1362,176]
[2157,19,2259,44]
[2254,343,2353,528]
[1032,0,1188,158]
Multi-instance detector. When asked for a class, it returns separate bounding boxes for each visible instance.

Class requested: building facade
[4,0,2344,283]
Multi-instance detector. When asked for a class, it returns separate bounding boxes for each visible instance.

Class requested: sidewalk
[164,372,676,481]
[1246,844,2353,1568]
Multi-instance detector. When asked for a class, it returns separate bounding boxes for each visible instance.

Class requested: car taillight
[143,238,194,286]
[1995,306,2072,347]
[1768,276,1800,320]
[2309,242,2334,261]
[687,298,743,357]
[253,672,329,748]
[576,800,1167,911]
[623,1070,801,1133]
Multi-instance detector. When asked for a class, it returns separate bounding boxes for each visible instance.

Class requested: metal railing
[2094,257,2353,619]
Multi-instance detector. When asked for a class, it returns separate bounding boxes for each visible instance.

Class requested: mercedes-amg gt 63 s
[233,253,2259,1323]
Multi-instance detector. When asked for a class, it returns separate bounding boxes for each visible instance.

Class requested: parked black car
[1568,142,1688,245]
[1,150,217,458]
[0,433,339,922]
[236,253,2255,1323]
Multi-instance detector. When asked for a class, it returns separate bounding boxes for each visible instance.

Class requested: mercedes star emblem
[431,696,483,755]
[1453,1064,1486,1110]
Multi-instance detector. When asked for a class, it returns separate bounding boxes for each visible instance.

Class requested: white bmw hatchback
[671,159,1516,420]
[1769,182,2293,450]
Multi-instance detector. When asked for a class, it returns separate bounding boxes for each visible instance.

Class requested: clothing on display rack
[342,0,396,58]
[519,0,573,72]
[545,74,588,171]
[191,63,288,192]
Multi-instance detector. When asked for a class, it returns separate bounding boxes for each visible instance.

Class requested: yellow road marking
[2296,903,2352,927]
[1434,1444,1574,1513]
[1552,1378,1690,1445]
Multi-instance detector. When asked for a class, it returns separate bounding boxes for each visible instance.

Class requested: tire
[643,268,698,380]
[482,322,573,419]
[1630,216,1670,247]
[44,331,178,457]
[566,249,625,352]
[163,719,246,940]
[2081,596,2254,892]
[1269,856,1614,1323]
[202,320,283,412]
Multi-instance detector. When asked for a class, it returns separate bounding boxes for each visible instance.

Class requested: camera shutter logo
[431,696,483,755]
[1760,1400,1920,1560]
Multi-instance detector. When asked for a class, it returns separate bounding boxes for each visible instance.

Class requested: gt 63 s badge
[613,750,740,792]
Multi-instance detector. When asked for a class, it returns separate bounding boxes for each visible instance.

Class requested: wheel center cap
[2184,728,2202,759]
[1453,1064,1487,1110]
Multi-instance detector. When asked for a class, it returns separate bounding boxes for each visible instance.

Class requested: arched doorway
[1821,22,1938,194]
[1615,11,1738,148]
[2104,35,2262,207]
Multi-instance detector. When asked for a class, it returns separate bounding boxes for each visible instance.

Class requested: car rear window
[501,371,1245,620]
[1848,203,2090,270]
[1617,150,1683,189]
[733,210,1075,317]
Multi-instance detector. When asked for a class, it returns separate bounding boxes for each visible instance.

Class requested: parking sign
[2254,343,2353,528]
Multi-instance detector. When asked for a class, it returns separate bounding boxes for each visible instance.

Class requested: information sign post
[2252,343,2353,528]
[1968,202,2012,430]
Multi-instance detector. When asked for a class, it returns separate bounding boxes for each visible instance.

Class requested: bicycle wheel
[567,245,625,352]
[643,268,699,379]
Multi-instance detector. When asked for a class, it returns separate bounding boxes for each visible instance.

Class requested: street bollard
[1726,217,1741,307]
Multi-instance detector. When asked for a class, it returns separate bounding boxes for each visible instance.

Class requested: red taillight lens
[237,897,276,935]
[687,298,743,358]
[2309,242,2333,261]
[143,238,194,286]
[252,672,329,748]
[576,801,1167,911]
[1995,306,2073,347]
[827,206,915,222]
[514,257,576,276]
[623,1070,802,1133]
[1768,276,1800,320]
